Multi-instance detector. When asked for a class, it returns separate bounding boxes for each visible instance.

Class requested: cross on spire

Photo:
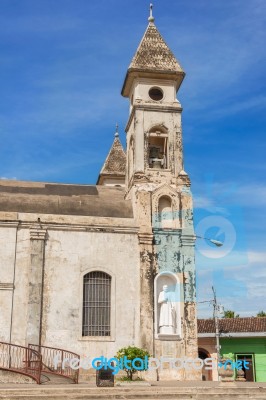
[115,123,119,138]
[148,3,155,23]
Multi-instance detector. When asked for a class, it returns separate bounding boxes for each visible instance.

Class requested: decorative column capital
[138,232,153,245]
[180,234,195,247]
[30,225,47,241]
[0,282,14,290]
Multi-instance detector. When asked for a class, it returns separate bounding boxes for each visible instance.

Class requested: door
[236,354,255,382]
[198,349,213,381]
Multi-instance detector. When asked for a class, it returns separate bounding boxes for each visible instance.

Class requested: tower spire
[97,125,126,185]
[148,3,155,23]
[115,123,119,138]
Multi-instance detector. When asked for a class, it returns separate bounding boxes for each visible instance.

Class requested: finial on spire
[148,3,155,23]
[115,123,119,138]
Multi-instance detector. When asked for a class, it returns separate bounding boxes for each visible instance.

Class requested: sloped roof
[99,136,126,177]
[0,180,133,218]
[198,318,266,334]
[129,22,184,73]
[122,21,185,97]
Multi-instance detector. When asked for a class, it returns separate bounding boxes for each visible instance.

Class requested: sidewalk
[0,380,266,389]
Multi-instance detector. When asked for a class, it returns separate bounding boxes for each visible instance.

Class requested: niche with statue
[154,272,181,340]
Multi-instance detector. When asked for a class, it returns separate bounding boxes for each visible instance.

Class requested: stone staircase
[0,384,266,399]
[40,373,74,385]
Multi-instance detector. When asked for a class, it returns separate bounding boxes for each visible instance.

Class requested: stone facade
[0,13,200,381]
[0,209,140,359]
[122,16,199,380]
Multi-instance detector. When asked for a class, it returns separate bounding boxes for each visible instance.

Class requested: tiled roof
[198,318,266,334]
[0,180,133,218]
[129,22,184,73]
[99,136,126,176]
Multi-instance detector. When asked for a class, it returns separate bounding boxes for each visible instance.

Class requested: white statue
[158,284,176,334]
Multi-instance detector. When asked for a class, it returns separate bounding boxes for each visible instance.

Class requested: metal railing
[29,344,80,384]
[0,341,42,384]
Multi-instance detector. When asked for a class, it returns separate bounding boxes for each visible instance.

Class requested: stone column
[139,233,154,354]
[180,187,201,380]
[181,233,200,380]
[136,189,154,354]
[26,224,47,345]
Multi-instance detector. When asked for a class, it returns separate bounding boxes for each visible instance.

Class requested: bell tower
[122,4,189,191]
[122,6,199,381]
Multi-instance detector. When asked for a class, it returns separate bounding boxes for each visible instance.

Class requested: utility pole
[212,286,221,380]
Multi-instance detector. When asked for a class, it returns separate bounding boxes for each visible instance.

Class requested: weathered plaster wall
[131,79,178,104]
[0,211,140,362]
[10,228,31,345]
[41,228,140,358]
[198,337,219,381]
[0,290,12,342]
[0,224,17,342]
[0,370,35,384]
[127,106,182,181]
[126,179,199,380]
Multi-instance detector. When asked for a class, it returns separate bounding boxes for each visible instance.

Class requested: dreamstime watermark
[53,355,249,375]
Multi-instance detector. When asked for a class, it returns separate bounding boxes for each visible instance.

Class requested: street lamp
[195,235,223,247]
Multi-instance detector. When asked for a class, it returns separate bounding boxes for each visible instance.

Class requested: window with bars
[82,271,111,337]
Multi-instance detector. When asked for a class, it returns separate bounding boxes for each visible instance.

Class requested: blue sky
[0,0,265,318]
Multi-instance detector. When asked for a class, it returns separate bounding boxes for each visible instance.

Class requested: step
[0,394,265,400]
[1,388,265,395]
[40,373,74,385]
[0,387,266,400]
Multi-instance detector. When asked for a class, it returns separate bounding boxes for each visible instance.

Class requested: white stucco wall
[41,228,140,359]
[131,78,178,103]
[8,228,31,345]
[0,211,140,363]
[0,226,17,342]
[0,226,17,283]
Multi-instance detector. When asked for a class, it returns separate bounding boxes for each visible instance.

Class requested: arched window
[158,196,173,229]
[82,271,111,336]
[148,126,168,169]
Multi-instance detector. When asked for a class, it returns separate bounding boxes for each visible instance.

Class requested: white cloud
[205,95,266,120]
[168,0,266,120]
[194,195,229,214]
[248,251,266,264]
[194,182,266,208]
[197,249,266,318]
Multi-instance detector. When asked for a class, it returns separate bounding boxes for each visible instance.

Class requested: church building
[0,7,199,381]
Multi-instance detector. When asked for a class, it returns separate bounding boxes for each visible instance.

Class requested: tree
[115,346,150,380]
[257,311,266,317]
[222,310,239,318]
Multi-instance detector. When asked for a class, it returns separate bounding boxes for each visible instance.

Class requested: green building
[198,317,266,382]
